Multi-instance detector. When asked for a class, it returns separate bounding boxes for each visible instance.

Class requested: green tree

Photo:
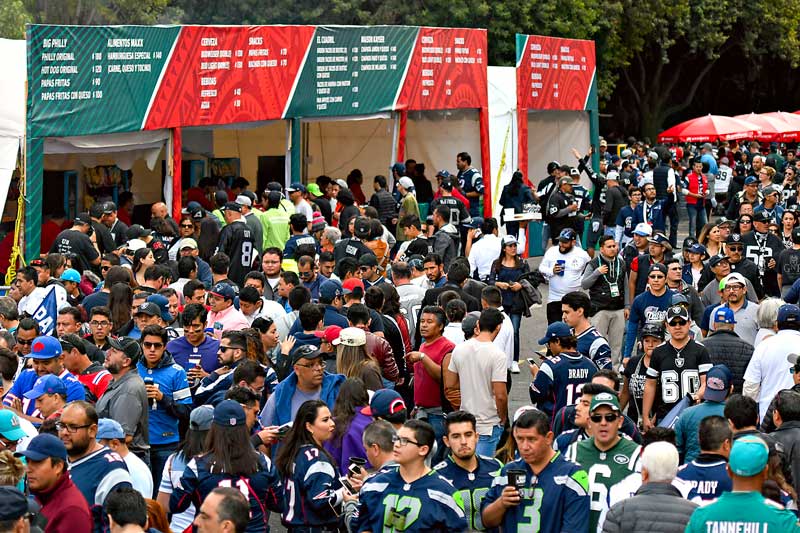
[0,0,30,39]
[23,0,171,25]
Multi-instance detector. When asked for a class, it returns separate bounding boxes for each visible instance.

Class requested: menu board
[515,34,595,111]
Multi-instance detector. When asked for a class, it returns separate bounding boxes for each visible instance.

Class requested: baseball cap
[179,238,198,250]
[763,186,779,197]
[648,263,668,276]
[670,293,689,306]
[29,336,62,360]
[590,392,620,412]
[73,212,91,226]
[59,268,81,283]
[213,400,247,427]
[146,294,173,322]
[0,487,39,521]
[291,345,323,365]
[744,176,758,185]
[190,405,214,431]
[463,217,483,229]
[341,277,364,296]
[96,418,125,440]
[314,325,343,345]
[392,162,407,175]
[29,258,45,268]
[358,254,378,267]
[15,433,67,462]
[546,161,561,173]
[569,167,580,177]
[704,365,732,402]
[558,176,572,186]
[23,374,66,400]
[647,233,670,247]
[462,312,480,337]
[726,233,743,244]
[221,202,242,213]
[436,169,452,179]
[209,282,236,301]
[286,182,306,194]
[106,336,143,363]
[714,307,737,324]
[558,228,577,241]
[729,435,769,476]
[709,255,730,268]
[714,218,734,228]
[606,170,620,181]
[610,155,620,164]
[134,302,161,318]
[440,178,454,191]
[336,327,367,347]
[125,224,151,240]
[0,411,27,442]
[666,305,690,323]
[306,183,323,197]
[502,235,518,246]
[126,238,147,252]
[633,223,653,237]
[599,139,608,147]
[538,321,572,345]
[752,211,770,224]
[640,323,665,340]
[362,389,406,417]
[103,201,117,214]
[778,304,800,324]
[235,194,252,207]
[723,272,747,288]
[687,243,707,256]
[398,177,415,190]
[320,279,343,301]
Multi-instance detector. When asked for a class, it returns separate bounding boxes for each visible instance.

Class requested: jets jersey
[575,326,613,369]
[481,453,589,533]
[529,351,598,419]
[68,446,132,533]
[357,468,468,532]
[282,444,343,528]
[565,437,642,533]
[434,455,503,531]
[170,452,283,533]
[216,219,256,286]
[646,339,712,421]
[674,455,732,503]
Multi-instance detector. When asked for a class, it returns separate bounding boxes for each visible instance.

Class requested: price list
[526,42,587,101]
[417,32,483,100]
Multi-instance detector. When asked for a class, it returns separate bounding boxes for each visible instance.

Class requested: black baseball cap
[106,336,142,363]
[0,486,39,521]
[291,345,323,365]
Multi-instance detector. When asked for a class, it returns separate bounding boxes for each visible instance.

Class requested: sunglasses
[15,338,33,345]
[142,341,164,349]
[648,274,665,280]
[727,245,743,251]
[668,319,688,327]
[739,220,752,225]
[180,223,194,228]
[590,413,619,423]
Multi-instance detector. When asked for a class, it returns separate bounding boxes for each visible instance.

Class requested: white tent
[487,66,517,219]
[0,39,25,215]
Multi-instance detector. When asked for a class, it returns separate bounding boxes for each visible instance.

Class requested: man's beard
[105,362,121,374]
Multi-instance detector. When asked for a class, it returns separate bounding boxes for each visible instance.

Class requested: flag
[31,287,58,336]
[658,395,693,429]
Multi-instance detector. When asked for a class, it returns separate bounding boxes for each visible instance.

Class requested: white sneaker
[510,361,521,374]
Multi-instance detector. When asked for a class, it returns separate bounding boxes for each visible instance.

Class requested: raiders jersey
[646,339,712,421]
[216,219,256,286]
[429,196,470,226]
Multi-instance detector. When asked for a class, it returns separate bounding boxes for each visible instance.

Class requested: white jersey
[715,164,733,194]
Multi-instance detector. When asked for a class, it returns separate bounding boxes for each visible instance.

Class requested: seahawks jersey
[216,219,256,286]
[282,444,343,528]
[646,339,712,421]
[674,455,732,503]
[565,436,642,533]
[170,452,283,533]
[434,455,503,531]
[529,352,598,419]
[357,468,468,532]
[575,326,612,369]
[481,453,589,533]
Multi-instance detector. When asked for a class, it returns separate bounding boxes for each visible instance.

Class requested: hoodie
[137,352,192,445]
[433,223,460,270]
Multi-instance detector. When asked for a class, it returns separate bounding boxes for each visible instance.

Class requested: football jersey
[646,339,712,421]
[282,444,343,528]
[216,219,256,286]
[429,196,470,226]
[170,452,283,533]
[481,453,589,533]
[68,446,132,533]
[564,436,642,533]
[575,326,612,369]
[434,455,503,531]
[674,455,732,503]
[4,368,86,418]
[529,352,598,419]
[357,468,468,532]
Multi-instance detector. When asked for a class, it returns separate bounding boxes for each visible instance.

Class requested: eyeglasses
[589,413,619,423]
[142,341,164,349]
[668,319,688,327]
[648,274,665,280]
[299,270,314,277]
[56,422,92,433]
[0,436,19,449]
[90,321,111,327]
[15,338,33,345]
[180,224,194,228]
[392,435,421,447]
[725,284,744,291]
[295,361,325,370]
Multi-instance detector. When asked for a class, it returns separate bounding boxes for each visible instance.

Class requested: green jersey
[565,436,642,533]
[685,490,800,533]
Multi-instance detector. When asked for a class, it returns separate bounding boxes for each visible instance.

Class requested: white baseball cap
[633,223,653,237]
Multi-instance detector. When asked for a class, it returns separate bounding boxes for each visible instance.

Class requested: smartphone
[340,476,356,494]
[348,463,363,477]
[276,422,292,438]
[526,358,537,366]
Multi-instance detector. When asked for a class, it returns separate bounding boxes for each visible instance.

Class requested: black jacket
[770,419,800,496]
[602,482,698,533]
[700,329,754,394]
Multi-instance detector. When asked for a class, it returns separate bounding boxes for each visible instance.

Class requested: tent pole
[168,128,182,219]
[24,136,43,261]
[289,118,301,187]
[479,106,492,216]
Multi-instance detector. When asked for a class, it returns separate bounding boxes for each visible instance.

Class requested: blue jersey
[282,444,343,528]
[171,453,283,533]
[553,428,584,454]
[357,468,468,532]
[284,234,319,261]
[575,326,612,369]
[137,358,192,446]
[4,369,85,418]
[529,352,598,419]
[623,288,676,359]
[459,167,484,217]
[481,453,589,533]
[434,455,503,531]
[68,446,132,533]
[166,335,221,373]
[615,205,636,238]
[674,455,732,503]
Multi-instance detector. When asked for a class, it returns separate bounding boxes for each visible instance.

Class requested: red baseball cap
[342,277,365,295]
[314,325,342,345]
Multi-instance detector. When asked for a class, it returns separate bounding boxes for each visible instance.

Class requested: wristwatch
[418,353,426,362]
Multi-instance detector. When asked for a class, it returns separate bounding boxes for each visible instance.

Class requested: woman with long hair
[698,222,723,258]
[242,327,279,398]
[108,282,133,335]
[366,286,407,378]
[145,499,172,533]
[276,400,345,531]
[499,170,535,239]
[780,209,797,249]
[170,400,283,533]
[335,327,383,391]
[196,215,221,263]
[324,378,372,473]
[132,248,155,287]
[488,234,529,372]
[168,215,197,260]
[737,214,754,235]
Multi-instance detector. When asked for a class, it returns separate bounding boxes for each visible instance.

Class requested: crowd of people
[0,143,799,533]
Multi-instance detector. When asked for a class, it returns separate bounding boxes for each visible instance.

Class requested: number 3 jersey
[646,339,712,421]
[481,453,590,533]
[433,455,503,531]
[356,468,468,532]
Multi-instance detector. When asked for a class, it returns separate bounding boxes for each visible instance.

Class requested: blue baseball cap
[778,304,800,324]
[713,307,737,325]
[0,487,39,520]
[729,435,769,476]
[286,182,306,194]
[96,418,126,440]
[744,176,758,185]
[319,279,343,302]
[0,411,26,442]
[670,293,689,306]
[362,389,406,418]
[214,400,247,427]
[29,336,62,360]
[704,365,732,402]
[23,374,66,400]
[463,217,483,229]
[392,162,406,175]
[558,228,577,241]
[687,243,707,256]
[146,294,173,322]
[59,268,81,283]
[538,321,572,345]
[209,282,236,301]
[14,433,66,462]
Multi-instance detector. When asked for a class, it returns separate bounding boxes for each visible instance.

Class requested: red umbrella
[733,113,799,142]
[759,111,800,141]
[657,114,761,143]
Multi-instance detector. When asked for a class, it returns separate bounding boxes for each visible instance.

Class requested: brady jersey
[434,455,503,531]
[170,453,283,533]
[575,326,612,369]
[646,339,712,420]
[4,369,86,417]
[68,446,132,533]
[481,454,589,533]
[283,444,343,528]
[357,468,468,532]
[529,352,598,419]
[216,220,256,286]
[674,457,732,503]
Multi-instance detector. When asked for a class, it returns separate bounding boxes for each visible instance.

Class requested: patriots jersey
[434,455,503,531]
[68,446,132,533]
[282,444,343,528]
[529,352,598,420]
[357,468,468,532]
[4,369,85,418]
[674,456,732,503]
[170,452,283,533]
[481,453,589,533]
[576,326,612,370]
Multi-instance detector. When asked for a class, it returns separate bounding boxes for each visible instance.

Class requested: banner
[31,288,58,336]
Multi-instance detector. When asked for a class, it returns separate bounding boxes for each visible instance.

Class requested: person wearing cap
[59,268,84,307]
[675,365,733,463]
[642,305,712,430]
[170,400,283,532]
[453,152,481,217]
[724,232,765,299]
[726,175,763,220]
[216,201,257,287]
[628,231,672,299]
[622,262,675,362]
[235,193,263,256]
[23,374,67,420]
[306,181,332,223]
[754,185,785,226]
[286,182,314,221]
[684,436,800,533]
[708,272,760,345]
[538,227,591,324]
[95,417,153,498]
[545,174,581,245]
[60,332,113,402]
[3,335,85,423]
[621,221,651,272]
[396,176,420,243]
[700,305,753,394]
[88,202,118,256]
[175,237,213,288]
[619,322,664,426]
[0,485,42,533]
[663,257,704,323]
[743,303,800,419]
[429,174,470,231]
[356,253,383,289]
[206,282,249,339]
[261,190,292,251]
[741,211,784,296]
